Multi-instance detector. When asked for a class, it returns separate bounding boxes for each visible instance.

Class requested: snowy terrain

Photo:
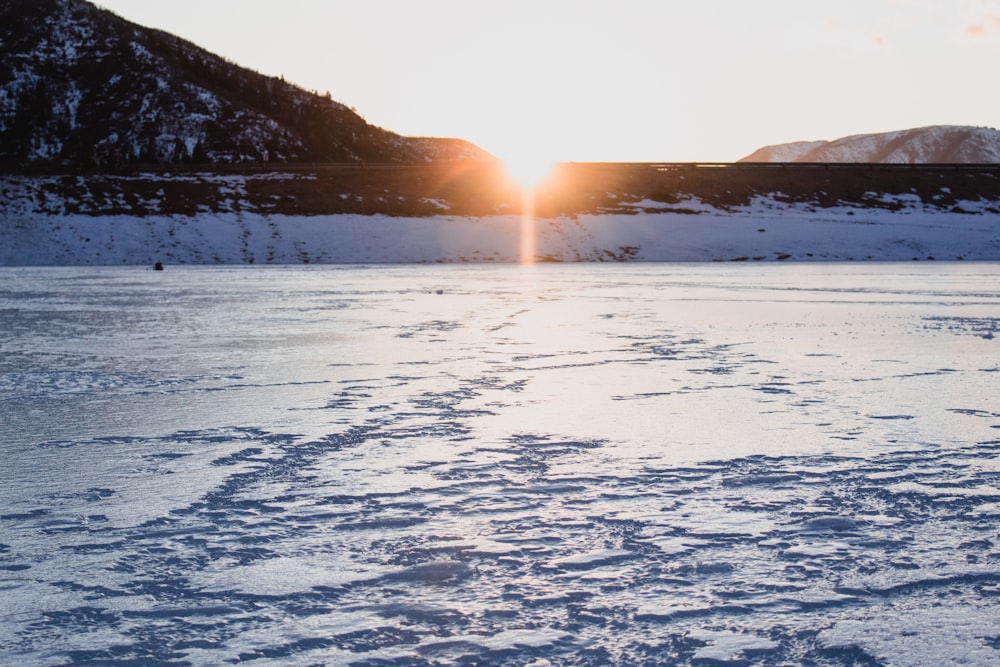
[1,263,999,665]
[2,174,999,264]
[741,125,1000,164]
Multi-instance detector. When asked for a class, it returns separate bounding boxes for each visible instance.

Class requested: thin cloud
[869,34,888,48]
[967,14,1000,38]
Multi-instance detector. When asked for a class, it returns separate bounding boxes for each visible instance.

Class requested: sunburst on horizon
[502,153,556,193]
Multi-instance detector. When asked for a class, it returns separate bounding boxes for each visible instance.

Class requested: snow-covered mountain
[741,125,1000,163]
[0,0,489,169]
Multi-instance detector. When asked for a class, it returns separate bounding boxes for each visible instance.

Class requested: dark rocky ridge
[0,0,490,170]
[5,163,1000,218]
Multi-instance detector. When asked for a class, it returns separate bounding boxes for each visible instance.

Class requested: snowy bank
[2,195,999,265]
[2,166,999,265]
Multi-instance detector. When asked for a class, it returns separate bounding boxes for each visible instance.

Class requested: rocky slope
[0,0,489,169]
[741,125,1000,163]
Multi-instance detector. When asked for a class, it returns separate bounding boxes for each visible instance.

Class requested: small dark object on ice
[154,262,164,271]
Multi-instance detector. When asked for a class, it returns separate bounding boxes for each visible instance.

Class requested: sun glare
[503,153,555,191]
[499,149,558,264]
[501,152,555,264]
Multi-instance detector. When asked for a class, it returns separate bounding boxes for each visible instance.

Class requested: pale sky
[95,0,1000,164]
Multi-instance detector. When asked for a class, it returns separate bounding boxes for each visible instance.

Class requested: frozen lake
[2,263,999,666]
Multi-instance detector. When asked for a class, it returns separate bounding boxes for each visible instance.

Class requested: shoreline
[3,164,999,266]
[2,204,998,266]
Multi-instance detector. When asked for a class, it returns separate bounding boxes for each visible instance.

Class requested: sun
[503,152,556,191]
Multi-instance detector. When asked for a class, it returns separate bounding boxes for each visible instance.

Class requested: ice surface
[1,263,999,665]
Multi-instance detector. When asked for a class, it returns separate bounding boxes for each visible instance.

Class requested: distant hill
[0,0,490,170]
[740,125,1000,163]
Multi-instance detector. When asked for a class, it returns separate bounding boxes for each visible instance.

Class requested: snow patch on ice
[689,629,779,662]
